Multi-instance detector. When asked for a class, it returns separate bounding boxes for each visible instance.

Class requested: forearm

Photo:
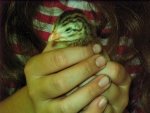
[0,86,35,113]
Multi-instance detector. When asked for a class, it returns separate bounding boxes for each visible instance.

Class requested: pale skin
[0,42,131,113]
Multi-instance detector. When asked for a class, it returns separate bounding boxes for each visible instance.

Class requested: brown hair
[96,2,150,112]
[0,1,150,112]
[0,1,45,99]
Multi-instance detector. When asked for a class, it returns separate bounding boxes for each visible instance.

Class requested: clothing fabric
[0,1,145,113]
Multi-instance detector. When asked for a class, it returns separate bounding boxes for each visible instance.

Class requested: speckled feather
[48,9,110,60]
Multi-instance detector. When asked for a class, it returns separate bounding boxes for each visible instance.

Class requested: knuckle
[24,57,36,76]
[28,88,38,101]
[51,79,66,92]
[87,84,98,98]
[59,102,73,113]
[53,52,68,67]
[83,60,94,75]
[60,104,68,113]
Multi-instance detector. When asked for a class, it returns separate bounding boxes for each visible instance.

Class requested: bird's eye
[65,27,72,32]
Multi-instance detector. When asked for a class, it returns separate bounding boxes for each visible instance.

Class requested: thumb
[43,41,69,53]
[42,41,55,53]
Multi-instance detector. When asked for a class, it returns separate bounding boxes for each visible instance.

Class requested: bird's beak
[48,32,60,41]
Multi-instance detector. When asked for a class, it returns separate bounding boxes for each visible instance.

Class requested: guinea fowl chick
[48,9,110,60]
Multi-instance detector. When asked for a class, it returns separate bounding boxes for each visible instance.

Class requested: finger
[104,104,114,113]
[58,75,110,113]
[43,41,102,52]
[25,44,98,76]
[111,87,129,113]
[39,55,107,98]
[102,84,129,113]
[102,83,120,104]
[83,96,107,113]
[43,41,55,52]
[43,41,70,52]
[96,61,131,85]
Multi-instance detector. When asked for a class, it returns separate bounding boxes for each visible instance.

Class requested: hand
[95,62,131,113]
[75,61,131,113]
[24,42,111,113]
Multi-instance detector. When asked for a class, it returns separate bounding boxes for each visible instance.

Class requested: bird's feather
[48,9,110,60]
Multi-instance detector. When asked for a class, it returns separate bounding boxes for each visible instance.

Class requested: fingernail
[98,76,110,87]
[93,44,102,54]
[99,96,107,108]
[96,56,106,67]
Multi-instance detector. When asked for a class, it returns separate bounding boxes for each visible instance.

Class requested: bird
[48,9,110,60]
[48,9,110,96]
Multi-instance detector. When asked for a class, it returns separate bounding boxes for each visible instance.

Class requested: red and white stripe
[33,0,105,41]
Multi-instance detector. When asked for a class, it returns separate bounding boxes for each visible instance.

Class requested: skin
[24,42,131,113]
[0,87,34,113]
[0,42,131,113]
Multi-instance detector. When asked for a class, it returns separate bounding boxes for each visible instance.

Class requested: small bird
[48,9,110,60]
[48,10,110,96]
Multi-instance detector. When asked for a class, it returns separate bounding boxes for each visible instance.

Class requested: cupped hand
[77,61,131,113]
[83,62,131,113]
[24,42,111,113]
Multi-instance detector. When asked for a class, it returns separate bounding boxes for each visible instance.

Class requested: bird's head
[48,10,92,43]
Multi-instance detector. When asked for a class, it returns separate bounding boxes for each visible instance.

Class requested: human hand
[93,62,131,113]
[24,42,111,113]
[75,61,131,113]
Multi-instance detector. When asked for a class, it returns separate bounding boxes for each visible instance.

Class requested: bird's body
[48,9,110,60]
